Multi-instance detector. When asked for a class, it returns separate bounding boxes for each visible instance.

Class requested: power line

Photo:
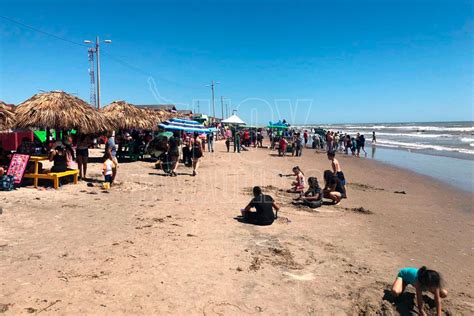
[0,15,88,48]
[0,15,204,91]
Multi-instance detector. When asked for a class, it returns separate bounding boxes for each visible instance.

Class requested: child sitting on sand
[323,170,344,204]
[327,151,347,198]
[391,266,448,316]
[293,177,323,209]
[102,151,114,184]
[287,166,305,193]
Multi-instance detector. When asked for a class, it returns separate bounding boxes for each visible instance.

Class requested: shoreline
[334,144,474,194]
[0,140,473,314]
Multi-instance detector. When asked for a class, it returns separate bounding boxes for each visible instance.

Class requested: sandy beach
[1,141,473,315]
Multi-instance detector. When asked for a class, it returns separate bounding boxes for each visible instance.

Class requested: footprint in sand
[282,271,315,281]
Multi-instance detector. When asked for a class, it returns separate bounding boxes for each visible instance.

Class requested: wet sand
[0,141,473,315]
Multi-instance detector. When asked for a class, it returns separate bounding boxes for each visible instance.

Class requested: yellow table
[23,155,49,188]
[23,155,79,189]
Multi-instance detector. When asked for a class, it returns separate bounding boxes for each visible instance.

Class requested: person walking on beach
[372,131,376,144]
[326,131,334,152]
[105,131,118,184]
[351,137,357,155]
[257,131,264,148]
[207,132,214,153]
[344,134,351,154]
[225,135,231,152]
[303,130,309,147]
[191,132,204,176]
[327,151,346,198]
[76,134,91,180]
[233,130,241,153]
[358,134,367,156]
[279,137,288,156]
[355,133,361,157]
[168,131,181,177]
[240,186,280,226]
[102,151,114,184]
[294,133,303,157]
[391,266,448,316]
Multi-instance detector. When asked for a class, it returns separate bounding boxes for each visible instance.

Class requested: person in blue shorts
[391,266,448,316]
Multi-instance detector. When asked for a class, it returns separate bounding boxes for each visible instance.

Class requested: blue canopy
[171,118,201,125]
[268,120,290,129]
[159,118,212,134]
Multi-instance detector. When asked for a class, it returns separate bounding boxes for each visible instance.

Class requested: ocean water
[311,121,474,160]
[299,121,474,193]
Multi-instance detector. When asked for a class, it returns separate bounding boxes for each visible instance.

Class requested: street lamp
[84,36,112,109]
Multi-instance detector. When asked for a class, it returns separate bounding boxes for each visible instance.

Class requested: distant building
[177,109,193,116]
[136,104,177,112]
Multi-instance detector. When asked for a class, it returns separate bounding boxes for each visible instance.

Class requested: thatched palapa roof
[101,100,159,130]
[15,91,111,134]
[0,101,15,131]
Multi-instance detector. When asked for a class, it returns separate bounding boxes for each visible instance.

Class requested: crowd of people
[324,131,369,157]
[238,134,448,315]
[0,123,450,314]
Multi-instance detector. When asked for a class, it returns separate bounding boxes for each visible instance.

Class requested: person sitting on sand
[241,186,280,226]
[391,266,448,316]
[287,166,305,193]
[293,177,323,209]
[323,170,344,204]
[327,151,347,198]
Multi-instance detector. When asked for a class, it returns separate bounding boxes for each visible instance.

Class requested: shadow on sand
[382,290,436,315]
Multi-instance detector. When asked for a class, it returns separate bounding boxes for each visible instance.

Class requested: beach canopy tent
[102,100,159,130]
[267,120,289,129]
[159,118,212,134]
[0,102,15,131]
[14,91,112,135]
[221,114,246,125]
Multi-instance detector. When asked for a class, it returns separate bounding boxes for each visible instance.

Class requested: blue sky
[0,0,472,125]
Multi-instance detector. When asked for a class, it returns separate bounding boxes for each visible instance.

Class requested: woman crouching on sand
[287,166,305,193]
[323,170,344,204]
[391,266,447,316]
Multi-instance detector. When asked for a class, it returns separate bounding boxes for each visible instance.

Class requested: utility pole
[95,36,101,110]
[84,37,112,109]
[197,100,200,114]
[226,103,229,117]
[206,81,219,122]
[221,96,225,119]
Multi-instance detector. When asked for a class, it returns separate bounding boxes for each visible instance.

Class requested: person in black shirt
[241,186,280,226]
[167,132,181,177]
[323,170,344,204]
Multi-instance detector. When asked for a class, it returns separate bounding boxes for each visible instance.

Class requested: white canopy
[221,114,246,125]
